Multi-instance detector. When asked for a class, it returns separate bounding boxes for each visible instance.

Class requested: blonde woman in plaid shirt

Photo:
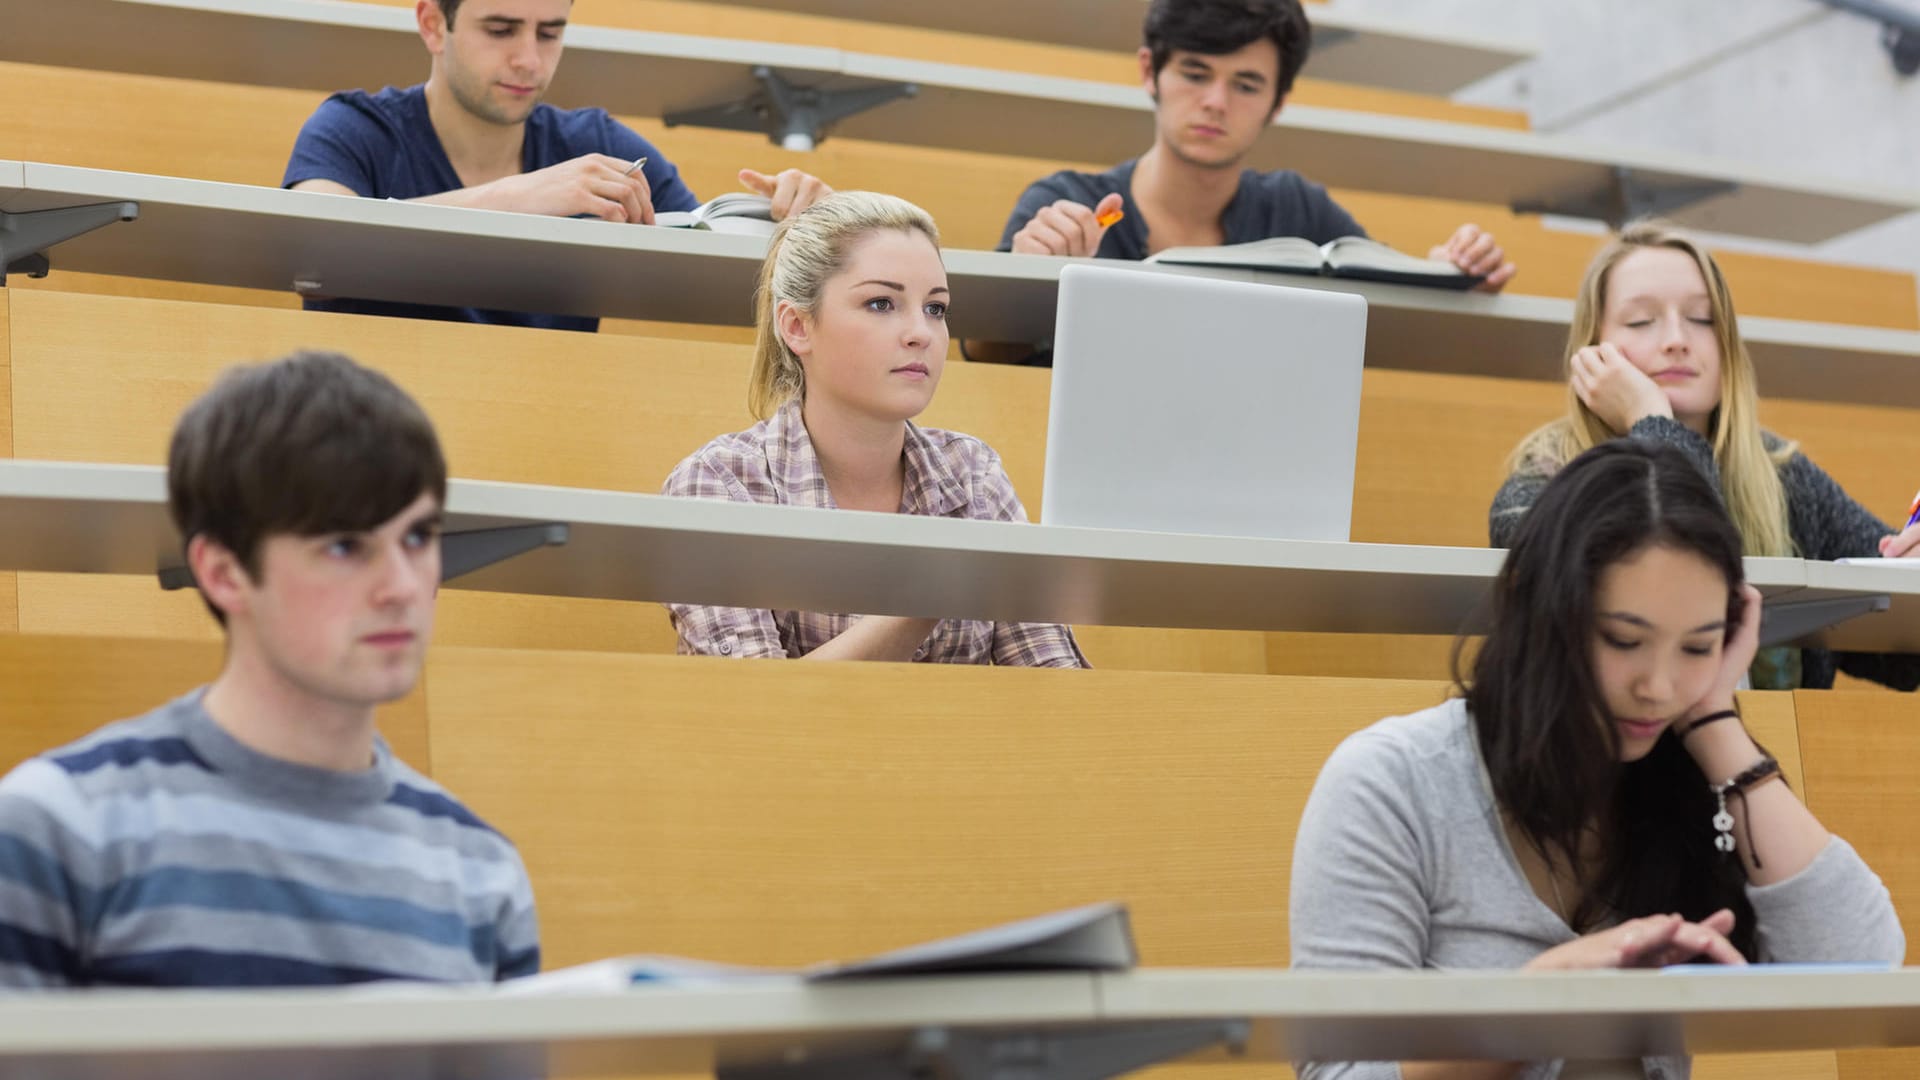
[662,192,1089,666]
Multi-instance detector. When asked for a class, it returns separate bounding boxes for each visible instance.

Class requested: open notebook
[1146,235,1482,290]
[655,192,777,236]
[506,901,1137,993]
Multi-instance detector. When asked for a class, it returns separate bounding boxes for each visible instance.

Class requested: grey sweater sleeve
[1749,836,1905,964]
[1290,730,1429,1080]
[1488,418,1716,548]
[1488,468,1545,549]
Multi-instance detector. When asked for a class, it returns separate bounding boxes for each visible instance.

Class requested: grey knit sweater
[1488,416,1920,691]
[1290,698,1906,1080]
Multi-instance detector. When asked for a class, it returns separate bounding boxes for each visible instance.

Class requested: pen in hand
[623,157,649,178]
[1880,488,1920,558]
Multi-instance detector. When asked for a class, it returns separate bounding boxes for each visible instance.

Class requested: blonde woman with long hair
[1490,220,1920,690]
[661,191,1087,666]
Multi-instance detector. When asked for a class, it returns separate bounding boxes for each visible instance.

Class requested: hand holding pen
[481,153,656,223]
[1010,192,1126,257]
[1878,489,1920,558]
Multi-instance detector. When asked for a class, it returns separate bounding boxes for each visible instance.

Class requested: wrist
[1684,722,1763,778]
[1683,697,1739,726]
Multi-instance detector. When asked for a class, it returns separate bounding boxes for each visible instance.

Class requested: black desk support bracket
[157,523,571,591]
[1758,593,1893,648]
[0,202,140,285]
[666,66,918,152]
[1512,167,1738,229]
[718,1019,1249,1080]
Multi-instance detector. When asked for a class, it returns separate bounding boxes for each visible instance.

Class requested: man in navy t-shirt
[974,0,1519,363]
[283,0,832,332]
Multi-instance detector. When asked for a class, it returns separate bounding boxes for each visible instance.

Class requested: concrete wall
[1329,0,1920,274]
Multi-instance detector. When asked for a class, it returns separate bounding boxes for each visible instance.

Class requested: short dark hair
[437,0,572,28]
[168,350,448,598]
[1143,0,1313,105]
[1458,439,1759,957]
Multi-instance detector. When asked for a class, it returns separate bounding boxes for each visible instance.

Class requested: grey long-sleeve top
[1289,698,1905,1080]
[1488,417,1920,690]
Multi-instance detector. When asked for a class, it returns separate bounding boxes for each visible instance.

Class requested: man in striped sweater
[0,351,540,987]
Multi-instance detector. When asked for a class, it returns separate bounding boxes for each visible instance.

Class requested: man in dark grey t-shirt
[974,0,1518,362]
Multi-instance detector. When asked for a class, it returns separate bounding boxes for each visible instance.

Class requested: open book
[505,901,1136,993]
[1145,235,1482,290]
[655,192,778,236]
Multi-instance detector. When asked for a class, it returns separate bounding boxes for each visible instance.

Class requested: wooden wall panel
[427,650,1455,968]
[15,574,218,642]
[1350,368,1563,549]
[1762,396,1920,543]
[1794,690,1920,1080]
[1071,625,1271,675]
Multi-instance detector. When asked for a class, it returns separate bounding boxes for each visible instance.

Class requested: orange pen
[1096,207,1126,228]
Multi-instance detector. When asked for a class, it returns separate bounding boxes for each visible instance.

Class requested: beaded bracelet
[1711,756,1783,869]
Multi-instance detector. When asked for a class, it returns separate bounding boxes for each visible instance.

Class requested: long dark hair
[1458,440,1759,958]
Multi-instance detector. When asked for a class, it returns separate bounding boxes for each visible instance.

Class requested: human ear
[416,0,448,54]
[1137,47,1158,100]
[775,299,812,360]
[187,534,253,621]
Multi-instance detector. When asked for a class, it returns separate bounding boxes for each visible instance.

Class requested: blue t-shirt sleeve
[1298,176,1367,242]
[593,115,700,214]
[283,94,389,195]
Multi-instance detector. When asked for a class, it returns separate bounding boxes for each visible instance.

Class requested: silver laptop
[1040,264,1367,541]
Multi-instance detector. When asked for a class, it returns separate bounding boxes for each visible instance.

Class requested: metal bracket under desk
[156,523,570,591]
[718,1019,1248,1080]
[1758,593,1892,647]
[666,66,919,152]
[0,202,140,284]
[1513,166,1738,228]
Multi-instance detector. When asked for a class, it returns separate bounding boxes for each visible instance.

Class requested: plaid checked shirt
[662,400,1089,667]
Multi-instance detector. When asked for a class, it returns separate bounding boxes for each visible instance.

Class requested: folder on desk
[807,900,1136,980]
[509,901,1135,992]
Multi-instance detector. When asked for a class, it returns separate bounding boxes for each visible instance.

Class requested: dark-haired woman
[1290,440,1903,1080]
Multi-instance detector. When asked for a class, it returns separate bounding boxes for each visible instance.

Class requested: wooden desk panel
[2,289,13,633]
[425,649,1453,969]
[18,290,1920,678]
[4,58,1918,331]
[563,0,1537,103]
[1792,690,1920,1080]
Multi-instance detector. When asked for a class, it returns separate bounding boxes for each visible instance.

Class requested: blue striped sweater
[0,691,539,988]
